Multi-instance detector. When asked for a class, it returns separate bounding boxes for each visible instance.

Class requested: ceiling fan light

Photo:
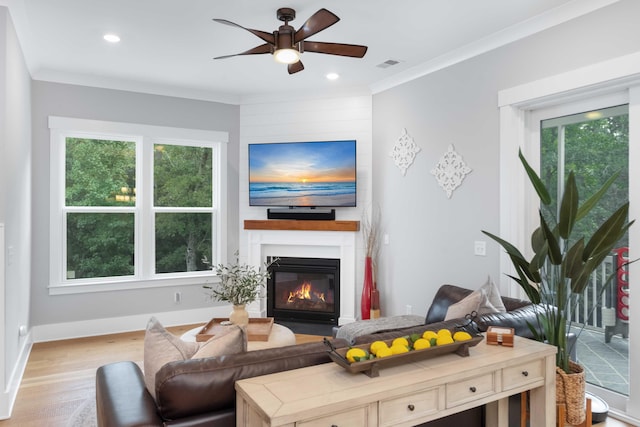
[273,48,300,64]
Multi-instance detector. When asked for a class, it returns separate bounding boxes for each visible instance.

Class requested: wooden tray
[325,334,484,378]
[196,317,274,342]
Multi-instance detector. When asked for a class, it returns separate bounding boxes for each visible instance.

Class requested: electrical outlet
[174,292,182,304]
[474,241,487,256]
[405,304,412,315]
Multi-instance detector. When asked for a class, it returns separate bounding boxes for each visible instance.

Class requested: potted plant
[482,150,632,425]
[203,255,273,326]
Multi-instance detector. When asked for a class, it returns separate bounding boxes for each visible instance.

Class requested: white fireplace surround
[246,229,357,325]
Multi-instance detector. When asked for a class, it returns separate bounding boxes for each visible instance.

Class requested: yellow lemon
[392,337,409,348]
[376,347,393,358]
[413,338,431,350]
[437,329,452,337]
[345,348,368,363]
[390,344,410,355]
[436,335,454,346]
[453,331,473,342]
[369,340,388,355]
[422,330,438,341]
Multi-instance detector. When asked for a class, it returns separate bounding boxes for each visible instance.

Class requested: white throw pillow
[478,276,507,313]
[444,289,484,320]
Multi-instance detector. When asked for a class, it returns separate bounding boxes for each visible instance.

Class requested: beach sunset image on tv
[249,140,357,207]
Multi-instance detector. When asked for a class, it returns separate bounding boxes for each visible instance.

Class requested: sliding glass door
[528,93,634,413]
[540,104,629,396]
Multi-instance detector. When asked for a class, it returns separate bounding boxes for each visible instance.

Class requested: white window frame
[48,116,229,295]
[498,53,640,421]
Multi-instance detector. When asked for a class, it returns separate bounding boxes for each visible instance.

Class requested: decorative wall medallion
[389,128,420,176]
[431,144,472,198]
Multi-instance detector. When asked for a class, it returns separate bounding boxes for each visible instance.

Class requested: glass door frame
[498,55,640,422]
[530,93,629,409]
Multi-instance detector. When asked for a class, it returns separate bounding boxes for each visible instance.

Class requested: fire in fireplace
[267,257,340,325]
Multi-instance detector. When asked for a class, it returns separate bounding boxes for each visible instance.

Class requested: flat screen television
[249,140,357,207]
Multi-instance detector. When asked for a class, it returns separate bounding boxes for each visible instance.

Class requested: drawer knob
[408,404,415,411]
[331,425,338,427]
[469,386,477,393]
[522,371,529,377]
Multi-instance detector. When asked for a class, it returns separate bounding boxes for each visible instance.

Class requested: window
[49,117,228,294]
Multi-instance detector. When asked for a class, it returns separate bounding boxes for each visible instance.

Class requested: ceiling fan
[213,8,368,74]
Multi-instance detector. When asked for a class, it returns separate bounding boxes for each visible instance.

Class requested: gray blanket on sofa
[335,315,425,344]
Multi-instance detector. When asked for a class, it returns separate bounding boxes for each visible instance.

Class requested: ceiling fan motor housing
[275,25,295,50]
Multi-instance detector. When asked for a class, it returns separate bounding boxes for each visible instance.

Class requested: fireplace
[267,257,340,325]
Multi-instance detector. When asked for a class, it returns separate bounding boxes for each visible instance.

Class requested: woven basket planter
[556,360,586,425]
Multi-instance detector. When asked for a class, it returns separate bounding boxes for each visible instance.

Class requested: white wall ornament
[431,144,472,199]
[389,128,420,176]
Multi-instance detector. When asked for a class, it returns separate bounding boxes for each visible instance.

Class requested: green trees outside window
[65,138,215,281]
[540,105,629,247]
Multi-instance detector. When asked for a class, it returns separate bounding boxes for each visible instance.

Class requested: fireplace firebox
[267,257,339,325]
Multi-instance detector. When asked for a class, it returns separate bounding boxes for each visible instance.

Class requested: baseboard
[0,332,32,420]
[30,306,232,342]
[607,408,640,426]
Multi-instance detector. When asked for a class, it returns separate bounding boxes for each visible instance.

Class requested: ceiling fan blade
[294,9,339,43]
[302,41,368,58]
[213,18,275,45]
[214,43,272,60]
[288,61,304,74]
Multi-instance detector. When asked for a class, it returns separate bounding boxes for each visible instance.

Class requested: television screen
[249,140,357,207]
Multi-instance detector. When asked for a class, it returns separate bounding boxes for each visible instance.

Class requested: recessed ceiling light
[326,73,340,81]
[103,34,121,43]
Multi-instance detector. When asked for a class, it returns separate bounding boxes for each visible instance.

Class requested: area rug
[67,398,97,427]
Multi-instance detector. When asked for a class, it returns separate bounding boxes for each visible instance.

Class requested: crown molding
[32,69,241,105]
[369,0,621,94]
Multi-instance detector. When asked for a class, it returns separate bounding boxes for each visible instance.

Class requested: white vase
[229,304,249,326]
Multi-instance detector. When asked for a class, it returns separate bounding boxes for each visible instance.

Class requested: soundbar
[267,208,336,221]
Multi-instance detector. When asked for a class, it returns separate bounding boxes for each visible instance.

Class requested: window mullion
[557,124,566,219]
[140,137,153,279]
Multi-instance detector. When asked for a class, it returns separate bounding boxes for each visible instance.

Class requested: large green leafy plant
[482,150,632,373]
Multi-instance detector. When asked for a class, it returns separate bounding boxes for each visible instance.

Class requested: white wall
[0,6,32,419]
[238,95,373,319]
[29,81,241,336]
[371,0,640,317]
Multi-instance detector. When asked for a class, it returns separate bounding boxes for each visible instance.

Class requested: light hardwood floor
[0,325,633,427]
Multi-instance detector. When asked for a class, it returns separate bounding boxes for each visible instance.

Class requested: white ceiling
[1,0,618,103]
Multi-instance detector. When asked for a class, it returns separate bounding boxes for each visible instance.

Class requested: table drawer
[297,405,369,427]
[503,359,544,391]
[379,387,440,426]
[446,372,496,408]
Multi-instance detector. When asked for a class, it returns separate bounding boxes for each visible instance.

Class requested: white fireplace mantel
[246,229,357,325]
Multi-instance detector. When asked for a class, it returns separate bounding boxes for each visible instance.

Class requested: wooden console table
[235,336,556,427]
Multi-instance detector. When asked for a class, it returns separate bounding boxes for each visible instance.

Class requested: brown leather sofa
[95,285,540,427]
[96,339,348,427]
